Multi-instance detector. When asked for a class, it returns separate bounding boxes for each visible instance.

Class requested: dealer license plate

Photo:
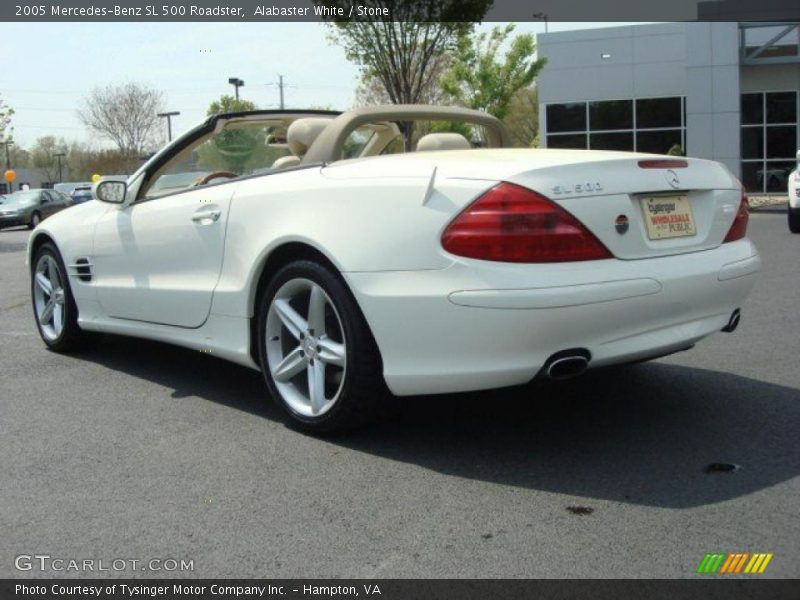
[640,195,696,240]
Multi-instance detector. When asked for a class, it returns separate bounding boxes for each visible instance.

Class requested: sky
[0,21,643,149]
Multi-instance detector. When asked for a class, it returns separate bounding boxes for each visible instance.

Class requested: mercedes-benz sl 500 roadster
[27,105,760,431]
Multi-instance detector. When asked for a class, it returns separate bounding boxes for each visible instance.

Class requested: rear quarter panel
[210,167,494,318]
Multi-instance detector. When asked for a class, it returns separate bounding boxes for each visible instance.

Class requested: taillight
[441,182,612,263]
[723,182,749,243]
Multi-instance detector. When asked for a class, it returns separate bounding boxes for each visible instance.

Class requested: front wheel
[789,207,800,234]
[257,260,386,433]
[31,242,90,352]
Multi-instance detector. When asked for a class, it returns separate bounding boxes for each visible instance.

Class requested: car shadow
[74,334,800,509]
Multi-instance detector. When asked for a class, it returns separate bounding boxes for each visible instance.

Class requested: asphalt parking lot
[1,212,798,579]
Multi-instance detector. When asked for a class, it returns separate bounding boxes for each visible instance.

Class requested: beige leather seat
[271,155,301,169]
[271,117,333,169]
[416,133,471,152]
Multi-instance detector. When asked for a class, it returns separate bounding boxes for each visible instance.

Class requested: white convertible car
[28,106,760,432]
[789,150,800,233]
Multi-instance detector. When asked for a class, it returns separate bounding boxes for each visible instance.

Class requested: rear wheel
[29,211,41,229]
[31,242,90,352]
[789,207,800,234]
[257,260,385,433]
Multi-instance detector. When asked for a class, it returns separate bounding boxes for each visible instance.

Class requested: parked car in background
[54,182,92,197]
[0,189,71,230]
[789,151,800,234]
[70,185,94,205]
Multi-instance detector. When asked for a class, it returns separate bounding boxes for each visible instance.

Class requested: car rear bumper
[345,239,760,396]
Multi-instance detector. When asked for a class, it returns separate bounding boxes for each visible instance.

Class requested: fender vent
[69,258,93,282]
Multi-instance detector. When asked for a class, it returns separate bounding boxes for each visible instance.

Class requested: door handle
[192,209,221,223]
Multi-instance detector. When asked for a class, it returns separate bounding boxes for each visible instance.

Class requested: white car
[27,106,760,432]
[789,150,800,234]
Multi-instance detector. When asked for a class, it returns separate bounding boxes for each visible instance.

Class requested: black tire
[28,211,41,229]
[257,259,386,433]
[31,242,91,352]
[789,207,800,234]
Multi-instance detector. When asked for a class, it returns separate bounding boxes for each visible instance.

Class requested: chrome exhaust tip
[543,350,591,380]
[722,308,741,333]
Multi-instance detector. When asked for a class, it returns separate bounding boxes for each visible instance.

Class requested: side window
[142,120,293,200]
[40,191,51,204]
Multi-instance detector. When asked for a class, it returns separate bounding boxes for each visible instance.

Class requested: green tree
[503,86,539,148]
[202,96,264,174]
[441,24,546,121]
[207,95,257,116]
[317,0,492,148]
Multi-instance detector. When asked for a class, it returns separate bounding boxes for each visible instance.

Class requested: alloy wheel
[33,254,66,341]
[265,278,347,417]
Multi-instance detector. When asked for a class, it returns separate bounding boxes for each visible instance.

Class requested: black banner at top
[1,0,799,22]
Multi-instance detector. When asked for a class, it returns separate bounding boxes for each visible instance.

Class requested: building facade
[537,22,800,193]
[0,168,56,195]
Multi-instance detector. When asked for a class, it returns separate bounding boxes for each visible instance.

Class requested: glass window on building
[545,96,685,154]
[740,91,799,193]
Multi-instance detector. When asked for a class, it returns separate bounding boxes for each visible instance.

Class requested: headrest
[272,155,302,169]
[287,118,332,157]
[416,133,471,152]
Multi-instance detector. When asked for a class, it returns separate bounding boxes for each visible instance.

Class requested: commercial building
[537,22,800,193]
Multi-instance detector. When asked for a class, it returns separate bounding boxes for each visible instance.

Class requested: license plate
[640,195,696,240]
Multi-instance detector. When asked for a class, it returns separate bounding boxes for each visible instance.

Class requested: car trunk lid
[507,155,742,260]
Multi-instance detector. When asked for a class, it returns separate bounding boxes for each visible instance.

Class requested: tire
[257,259,386,433]
[789,207,800,234]
[28,211,41,229]
[31,242,91,352]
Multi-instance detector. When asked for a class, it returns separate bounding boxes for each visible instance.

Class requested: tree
[78,83,165,157]
[0,93,13,145]
[503,86,539,148]
[317,0,492,148]
[441,24,546,121]
[31,136,69,182]
[353,52,453,107]
[207,95,257,116]
[203,95,265,174]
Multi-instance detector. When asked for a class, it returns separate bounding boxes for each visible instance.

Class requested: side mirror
[95,180,127,204]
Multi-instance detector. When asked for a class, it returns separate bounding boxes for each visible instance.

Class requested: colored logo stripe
[697,553,773,574]
[697,554,726,573]
[744,553,774,574]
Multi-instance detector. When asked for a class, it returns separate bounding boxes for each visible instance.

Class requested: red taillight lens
[723,184,749,243]
[441,182,612,263]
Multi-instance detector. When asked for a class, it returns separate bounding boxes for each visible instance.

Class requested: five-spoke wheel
[31,242,88,352]
[33,254,66,341]
[266,278,347,417]
[258,259,385,432]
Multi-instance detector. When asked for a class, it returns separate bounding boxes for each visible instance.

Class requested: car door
[38,191,55,218]
[92,183,235,328]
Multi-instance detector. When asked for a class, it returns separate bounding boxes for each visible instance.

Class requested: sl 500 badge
[551,182,604,195]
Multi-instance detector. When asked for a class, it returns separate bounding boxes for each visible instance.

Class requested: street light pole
[533,12,548,33]
[54,152,66,182]
[157,111,181,141]
[228,77,245,100]
[1,140,13,170]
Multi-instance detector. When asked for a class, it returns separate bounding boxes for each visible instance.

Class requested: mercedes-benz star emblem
[665,169,680,189]
[615,214,629,234]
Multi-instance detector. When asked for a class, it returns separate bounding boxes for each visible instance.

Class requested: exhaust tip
[544,349,591,380]
[722,308,741,333]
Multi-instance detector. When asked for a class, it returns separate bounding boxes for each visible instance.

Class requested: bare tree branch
[77,83,165,157]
